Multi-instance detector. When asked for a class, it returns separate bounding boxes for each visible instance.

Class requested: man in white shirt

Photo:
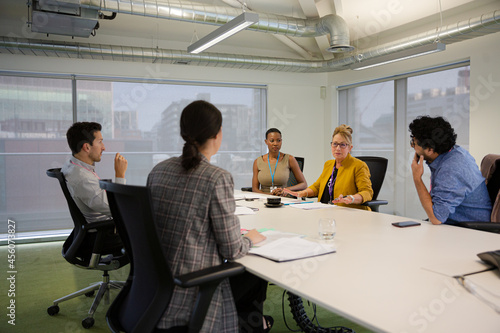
[61,122,128,223]
[61,122,128,256]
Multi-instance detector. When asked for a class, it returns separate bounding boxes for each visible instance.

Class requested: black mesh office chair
[356,156,389,212]
[242,156,305,191]
[99,180,246,333]
[286,156,305,187]
[448,154,500,233]
[46,168,129,329]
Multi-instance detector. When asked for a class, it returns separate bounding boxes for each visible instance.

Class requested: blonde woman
[287,125,373,210]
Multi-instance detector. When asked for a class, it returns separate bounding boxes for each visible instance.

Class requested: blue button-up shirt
[427,145,491,223]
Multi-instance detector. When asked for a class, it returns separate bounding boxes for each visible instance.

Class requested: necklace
[267,152,280,191]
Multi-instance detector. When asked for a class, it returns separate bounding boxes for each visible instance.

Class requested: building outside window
[339,64,470,219]
[0,74,267,239]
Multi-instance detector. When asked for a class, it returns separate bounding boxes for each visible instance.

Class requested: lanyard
[328,165,337,200]
[70,160,100,179]
[267,151,280,187]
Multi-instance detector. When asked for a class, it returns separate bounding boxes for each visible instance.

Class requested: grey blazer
[147,155,251,332]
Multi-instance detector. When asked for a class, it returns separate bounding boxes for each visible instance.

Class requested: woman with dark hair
[252,127,307,195]
[147,100,272,332]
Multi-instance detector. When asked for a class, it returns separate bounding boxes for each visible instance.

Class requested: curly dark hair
[408,116,457,154]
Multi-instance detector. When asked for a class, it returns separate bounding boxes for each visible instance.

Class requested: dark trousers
[230,271,269,333]
[78,228,124,260]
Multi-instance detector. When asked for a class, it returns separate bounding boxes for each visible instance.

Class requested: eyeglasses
[330,142,348,149]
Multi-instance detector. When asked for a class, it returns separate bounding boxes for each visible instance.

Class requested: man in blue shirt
[409,116,492,224]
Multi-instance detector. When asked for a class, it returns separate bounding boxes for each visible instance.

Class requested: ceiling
[0,0,499,71]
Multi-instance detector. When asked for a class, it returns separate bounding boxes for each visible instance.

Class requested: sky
[112,83,257,131]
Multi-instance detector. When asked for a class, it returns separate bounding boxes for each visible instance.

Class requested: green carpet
[0,241,374,333]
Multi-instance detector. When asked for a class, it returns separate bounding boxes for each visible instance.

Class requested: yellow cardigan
[309,154,373,210]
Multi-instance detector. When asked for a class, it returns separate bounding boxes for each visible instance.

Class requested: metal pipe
[1,9,499,72]
[79,0,322,36]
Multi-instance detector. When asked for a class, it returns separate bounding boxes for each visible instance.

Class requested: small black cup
[267,197,281,205]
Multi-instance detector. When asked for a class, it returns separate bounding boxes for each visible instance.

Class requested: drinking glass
[318,218,336,240]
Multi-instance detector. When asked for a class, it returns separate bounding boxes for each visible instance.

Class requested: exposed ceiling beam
[331,0,343,16]
[318,0,339,16]
[298,0,335,60]
[273,34,314,60]
[221,0,316,60]
[297,0,319,17]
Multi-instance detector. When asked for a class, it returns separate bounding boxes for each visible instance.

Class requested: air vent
[30,0,99,38]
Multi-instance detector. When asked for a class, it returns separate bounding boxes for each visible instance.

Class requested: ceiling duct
[75,0,353,53]
[316,14,354,53]
[30,0,99,38]
[1,8,499,72]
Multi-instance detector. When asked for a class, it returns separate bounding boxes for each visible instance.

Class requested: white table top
[234,192,500,333]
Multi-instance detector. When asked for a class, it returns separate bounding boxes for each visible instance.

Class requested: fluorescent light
[351,42,446,70]
[188,12,259,54]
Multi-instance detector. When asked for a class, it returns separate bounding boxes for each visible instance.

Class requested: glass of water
[318,218,336,240]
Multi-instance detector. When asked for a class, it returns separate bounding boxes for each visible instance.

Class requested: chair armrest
[174,262,245,288]
[448,222,500,233]
[362,200,388,207]
[174,262,245,333]
[241,187,253,192]
[64,220,116,263]
[82,220,117,256]
[81,219,116,232]
[81,220,123,269]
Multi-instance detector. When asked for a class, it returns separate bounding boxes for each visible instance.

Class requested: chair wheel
[85,291,95,297]
[82,317,95,329]
[47,305,60,316]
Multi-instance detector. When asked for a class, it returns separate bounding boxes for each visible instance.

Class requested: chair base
[47,270,125,329]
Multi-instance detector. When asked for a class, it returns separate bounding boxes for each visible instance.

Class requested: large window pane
[0,76,73,233]
[343,81,395,213]
[76,81,266,188]
[0,75,266,239]
[404,66,470,219]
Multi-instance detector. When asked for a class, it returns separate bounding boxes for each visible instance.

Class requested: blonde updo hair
[332,124,353,146]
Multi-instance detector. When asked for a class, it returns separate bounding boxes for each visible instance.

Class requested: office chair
[46,168,129,329]
[241,156,305,192]
[99,180,246,333]
[448,154,500,233]
[286,156,305,187]
[356,156,389,212]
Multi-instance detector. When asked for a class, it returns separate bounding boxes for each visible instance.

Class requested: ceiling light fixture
[187,12,259,54]
[351,42,446,70]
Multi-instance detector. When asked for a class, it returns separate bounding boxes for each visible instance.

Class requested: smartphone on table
[392,221,421,228]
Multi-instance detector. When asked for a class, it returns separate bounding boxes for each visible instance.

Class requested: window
[0,74,266,238]
[0,75,73,235]
[76,80,266,187]
[339,63,470,219]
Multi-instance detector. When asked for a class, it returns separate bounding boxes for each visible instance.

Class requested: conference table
[233,192,500,333]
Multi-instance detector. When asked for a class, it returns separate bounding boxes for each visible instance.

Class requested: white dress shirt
[61,156,126,223]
